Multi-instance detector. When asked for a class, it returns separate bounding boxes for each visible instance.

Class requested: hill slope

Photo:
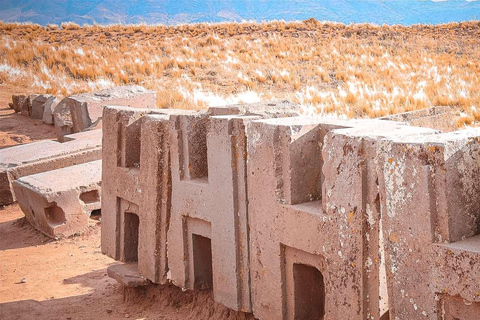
[1,0,480,25]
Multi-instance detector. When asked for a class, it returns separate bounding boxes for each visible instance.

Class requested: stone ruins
[100,103,480,320]
[3,86,479,319]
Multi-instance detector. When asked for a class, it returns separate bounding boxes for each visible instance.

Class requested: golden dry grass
[1,19,480,124]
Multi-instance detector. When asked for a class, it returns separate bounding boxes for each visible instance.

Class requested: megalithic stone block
[42,96,59,125]
[53,85,156,140]
[377,127,480,319]
[247,116,435,320]
[0,129,102,206]
[101,103,302,313]
[167,113,259,312]
[12,94,27,113]
[101,106,188,284]
[324,123,437,320]
[31,94,55,119]
[26,94,39,116]
[12,160,102,238]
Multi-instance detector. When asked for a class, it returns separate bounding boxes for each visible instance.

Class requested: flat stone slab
[13,160,102,238]
[0,129,102,205]
[208,99,301,117]
[107,263,150,287]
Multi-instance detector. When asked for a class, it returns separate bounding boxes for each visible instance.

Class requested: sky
[0,0,479,26]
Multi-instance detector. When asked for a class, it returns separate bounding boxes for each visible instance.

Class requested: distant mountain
[0,0,479,26]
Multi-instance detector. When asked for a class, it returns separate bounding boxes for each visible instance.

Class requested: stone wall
[102,103,480,320]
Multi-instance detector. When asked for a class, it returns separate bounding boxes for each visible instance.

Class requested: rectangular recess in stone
[293,263,325,320]
[175,115,209,182]
[282,245,326,320]
[124,211,139,262]
[274,124,323,205]
[124,118,142,168]
[192,234,214,290]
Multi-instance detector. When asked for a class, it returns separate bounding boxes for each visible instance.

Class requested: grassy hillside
[1,20,480,125]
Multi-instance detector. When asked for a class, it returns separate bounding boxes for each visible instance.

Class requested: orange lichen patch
[348,210,355,224]
[389,232,399,243]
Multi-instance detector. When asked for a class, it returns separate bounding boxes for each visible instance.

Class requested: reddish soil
[0,84,58,149]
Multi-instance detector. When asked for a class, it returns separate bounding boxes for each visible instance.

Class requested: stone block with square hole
[12,160,101,238]
[377,127,480,320]
[100,106,182,284]
[246,117,435,320]
[101,102,301,313]
[167,113,261,312]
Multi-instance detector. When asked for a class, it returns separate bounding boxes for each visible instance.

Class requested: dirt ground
[0,84,58,149]
[0,205,250,320]
[0,86,252,320]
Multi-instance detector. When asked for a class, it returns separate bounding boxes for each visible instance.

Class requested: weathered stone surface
[42,96,58,124]
[208,99,301,117]
[53,97,73,138]
[0,129,102,205]
[25,94,39,116]
[167,113,260,312]
[101,104,300,313]
[100,101,480,320]
[434,235,480,304]
[101,106,182,286]
[107,263,149,287]
[31,94,54,119]
[377,127,480,319]
[12,94,27,113]
[53,85,156,139]
[379,105,458,132]
[245,118,429,320]
[13,160,101,238]
[8,102,13,109]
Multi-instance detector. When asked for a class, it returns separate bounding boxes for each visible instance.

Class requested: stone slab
[0,129,102,205]
[53,85,156,139]
[13,160,102,238]
[107,263,150,287]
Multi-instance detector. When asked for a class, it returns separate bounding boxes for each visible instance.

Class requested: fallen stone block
[107,263,149,287]
[13,160,101,238]
[24,94,39,116]
[31,94,54,120]
[42,96,58,125]
[53,85,156,139]
[12,94,27,113]
[0,129,102,205]
[53,97,73,138]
